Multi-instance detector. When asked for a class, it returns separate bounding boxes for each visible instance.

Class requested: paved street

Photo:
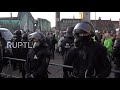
[1,52,116,78]
[2,53,64,78]
[48,53,63,78]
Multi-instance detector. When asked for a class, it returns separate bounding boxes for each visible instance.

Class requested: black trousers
[50,48,55,59]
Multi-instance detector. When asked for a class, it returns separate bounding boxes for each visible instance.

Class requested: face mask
[75,36,91,48]
[76,36,91,42]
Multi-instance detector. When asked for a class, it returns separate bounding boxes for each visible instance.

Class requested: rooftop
[0,17,18,20]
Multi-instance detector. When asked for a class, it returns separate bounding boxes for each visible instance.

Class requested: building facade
[60,19,81,31]
[60,18,119,32]
[91,17,118,32]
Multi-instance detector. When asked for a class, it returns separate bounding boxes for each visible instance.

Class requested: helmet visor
[74,23,92,35]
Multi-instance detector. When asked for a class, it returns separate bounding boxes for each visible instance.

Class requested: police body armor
[64,43,74,54]
[62,27,74,56]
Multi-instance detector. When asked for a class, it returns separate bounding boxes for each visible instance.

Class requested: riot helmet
[14,30,22,36]
[28,32,48,48]
[66,27,74,38]
[12,30,22,41]
[73,21,95,37]
[73,21,95,44]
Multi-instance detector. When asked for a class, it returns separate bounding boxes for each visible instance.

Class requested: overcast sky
[0,12,120,27]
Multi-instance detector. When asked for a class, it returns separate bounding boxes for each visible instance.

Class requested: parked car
[0,28,13,57]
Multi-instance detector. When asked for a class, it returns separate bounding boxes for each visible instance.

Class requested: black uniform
[25,46,51,78]
[21,33,29,60]
[0,32,5,74]
[11,31,22,71]
[25,32,51,78]
[60,37,74,58]
[112,38,120,78]
[20,33,29,78]
[0,38,3,73]
[63,21,111,78]
[60,27,74,59]
[63,39,111,78]
[95,33,102,43]
[0,37,6,57]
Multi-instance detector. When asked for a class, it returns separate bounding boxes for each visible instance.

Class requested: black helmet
[28,32,45,41]
[66,27,74,37]
[14,30,22,36]
[28,32,48,47]
[73,21,95,37]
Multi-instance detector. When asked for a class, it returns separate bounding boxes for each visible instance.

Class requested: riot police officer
[25,32,51,78]
[21,33,29,60]
[60,27,74,59]
[20,33,29,78]
[11,30,22,71]
[112,29,120,78]
[63,21,111,78]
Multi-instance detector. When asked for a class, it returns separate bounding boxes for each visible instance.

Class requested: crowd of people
[0,21,120,78]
